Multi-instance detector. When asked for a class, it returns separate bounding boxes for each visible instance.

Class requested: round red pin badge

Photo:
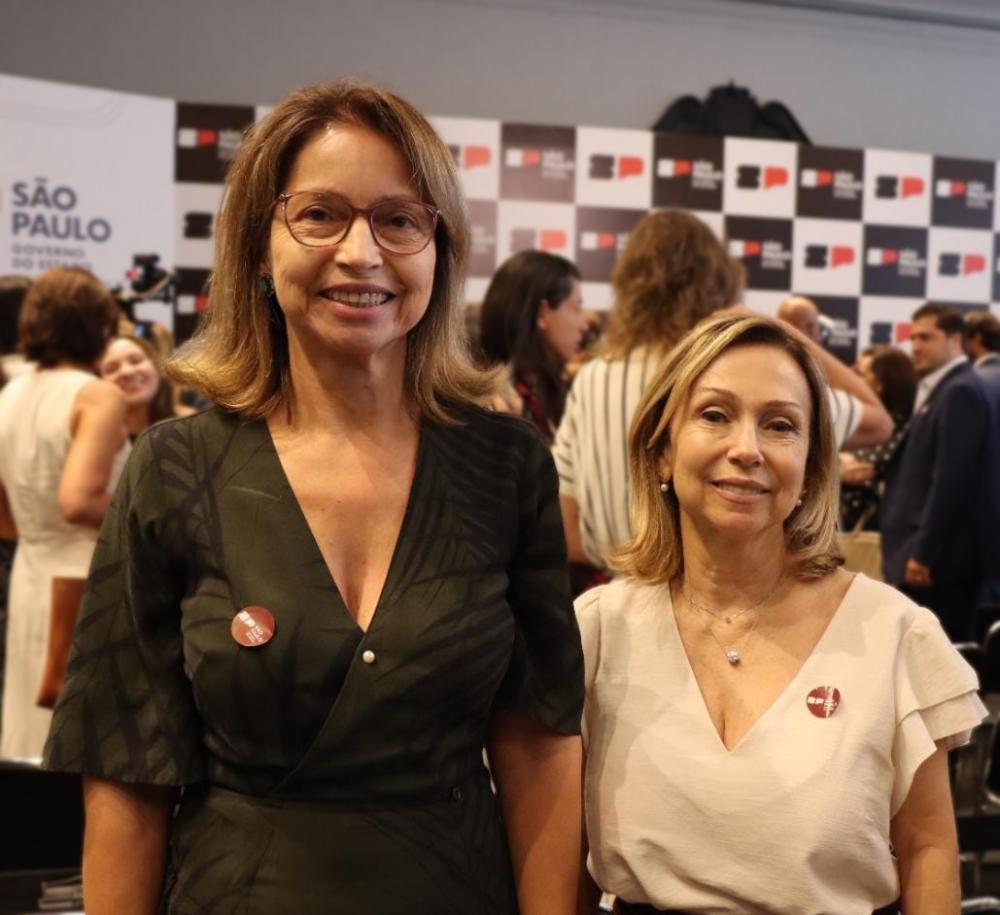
[806,686,841,719]
[231,606,276,648]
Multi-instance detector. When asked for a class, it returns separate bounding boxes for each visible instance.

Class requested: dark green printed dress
[43,406,584,914]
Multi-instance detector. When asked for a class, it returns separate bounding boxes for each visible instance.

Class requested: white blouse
[577,573,986,914]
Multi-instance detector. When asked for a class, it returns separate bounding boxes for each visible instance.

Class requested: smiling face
[538,277,587,366]
[265,123,437,367]
[660,343,811,547]
[99,337,160,407]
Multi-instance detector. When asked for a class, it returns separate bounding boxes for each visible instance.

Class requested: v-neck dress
[42,405,584,914]
[577,574,986,914]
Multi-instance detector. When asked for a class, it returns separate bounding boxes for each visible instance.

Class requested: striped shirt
[553,349,863,569]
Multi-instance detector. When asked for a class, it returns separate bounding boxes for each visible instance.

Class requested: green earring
[259,274,275,298]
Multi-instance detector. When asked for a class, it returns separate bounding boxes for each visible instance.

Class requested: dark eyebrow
[694,386,805,412]
[292,189,425,206]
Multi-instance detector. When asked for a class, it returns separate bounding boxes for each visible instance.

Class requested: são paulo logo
[736,165,788,190]
[588,154,644,181]
[935,179,993,209]
[866,246,925,277]
[804,245,855,269]
[938,253,986,276]
[800,169,862,198]
[729,237,791,269]
[510,227,567,253]
[579,230,629,252]
[10,178,112,243]
[177,126,242,162]
[657,157,723,190]
[874,175,924,200]
[448,144,491,170]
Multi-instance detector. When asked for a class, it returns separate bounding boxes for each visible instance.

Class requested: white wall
[2,0,999,158]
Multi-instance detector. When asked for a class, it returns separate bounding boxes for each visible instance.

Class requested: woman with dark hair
[0,267,128,758]
[840,345,919,530]
[44,82,583,915]
[99,334,193,439]
[479,250,587,442]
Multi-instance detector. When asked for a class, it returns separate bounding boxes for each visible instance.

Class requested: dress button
[362,649,376,664]
[450,786,463,802]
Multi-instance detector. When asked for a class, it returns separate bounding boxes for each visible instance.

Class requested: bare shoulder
[75,377,125,409]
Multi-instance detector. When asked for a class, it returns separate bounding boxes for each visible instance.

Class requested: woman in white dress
[0,267,128,758]
[577,314,985,914]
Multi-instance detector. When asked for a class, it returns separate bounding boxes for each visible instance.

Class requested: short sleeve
[827,388,862,449]
[42,427,205,786]
[552,379,581,501]
[891,608,986,814]
[494,429,584,735]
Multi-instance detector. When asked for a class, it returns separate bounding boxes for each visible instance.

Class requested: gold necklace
[680,579,781,665]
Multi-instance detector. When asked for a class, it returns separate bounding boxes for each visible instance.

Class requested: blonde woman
[578,315,983,914]
[45,82,583,915]
[554,211,890,573]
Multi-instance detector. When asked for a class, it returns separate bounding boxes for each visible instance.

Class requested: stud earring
[259,274,276,299]
[660,480,671,493]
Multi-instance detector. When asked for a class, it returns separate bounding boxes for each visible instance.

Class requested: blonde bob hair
[610,314,843,583]
[168,80,494,422]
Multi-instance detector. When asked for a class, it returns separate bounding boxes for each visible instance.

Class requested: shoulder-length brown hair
[167,80,494,422]
[610,314,842,583]
[103,334,179,425]
[602,210,744,360]
[19,267,118,368]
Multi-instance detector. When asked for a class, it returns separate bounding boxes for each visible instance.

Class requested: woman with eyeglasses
[44,82,584,915]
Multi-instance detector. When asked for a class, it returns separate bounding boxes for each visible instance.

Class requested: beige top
[0,369,129,758]
[577,573,986,914]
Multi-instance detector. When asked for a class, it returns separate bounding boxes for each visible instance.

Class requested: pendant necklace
[680,579,782,665]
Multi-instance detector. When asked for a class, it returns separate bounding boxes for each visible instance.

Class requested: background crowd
[0,78,998,915]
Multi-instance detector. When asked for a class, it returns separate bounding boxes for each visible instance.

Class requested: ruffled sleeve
[42,425,205,786]
[891,607,986,814]
[494,426,584,735]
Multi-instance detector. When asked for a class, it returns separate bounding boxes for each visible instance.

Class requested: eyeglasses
[275,191,440,255]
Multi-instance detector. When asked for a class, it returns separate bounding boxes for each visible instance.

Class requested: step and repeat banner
[3,73,1000,359]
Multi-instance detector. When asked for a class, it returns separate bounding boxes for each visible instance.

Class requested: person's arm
[722,303,892,447]
[890,746,961,914]
[560,494,591,566]
[59,379,127,527]
[0,479,16,540]
[488,712,582,915]
[82,777,175,915]
[577,826,602,915]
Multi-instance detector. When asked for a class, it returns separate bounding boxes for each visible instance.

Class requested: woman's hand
[488,712,583,915]
[0,480,16,540]
[82,777,175,915]
[839,452,876,484]
[891,746,961,914]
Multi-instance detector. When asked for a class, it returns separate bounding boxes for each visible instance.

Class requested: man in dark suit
[967,311,1000,610]
[966,311,1000,394]
[881,304,1000,641]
